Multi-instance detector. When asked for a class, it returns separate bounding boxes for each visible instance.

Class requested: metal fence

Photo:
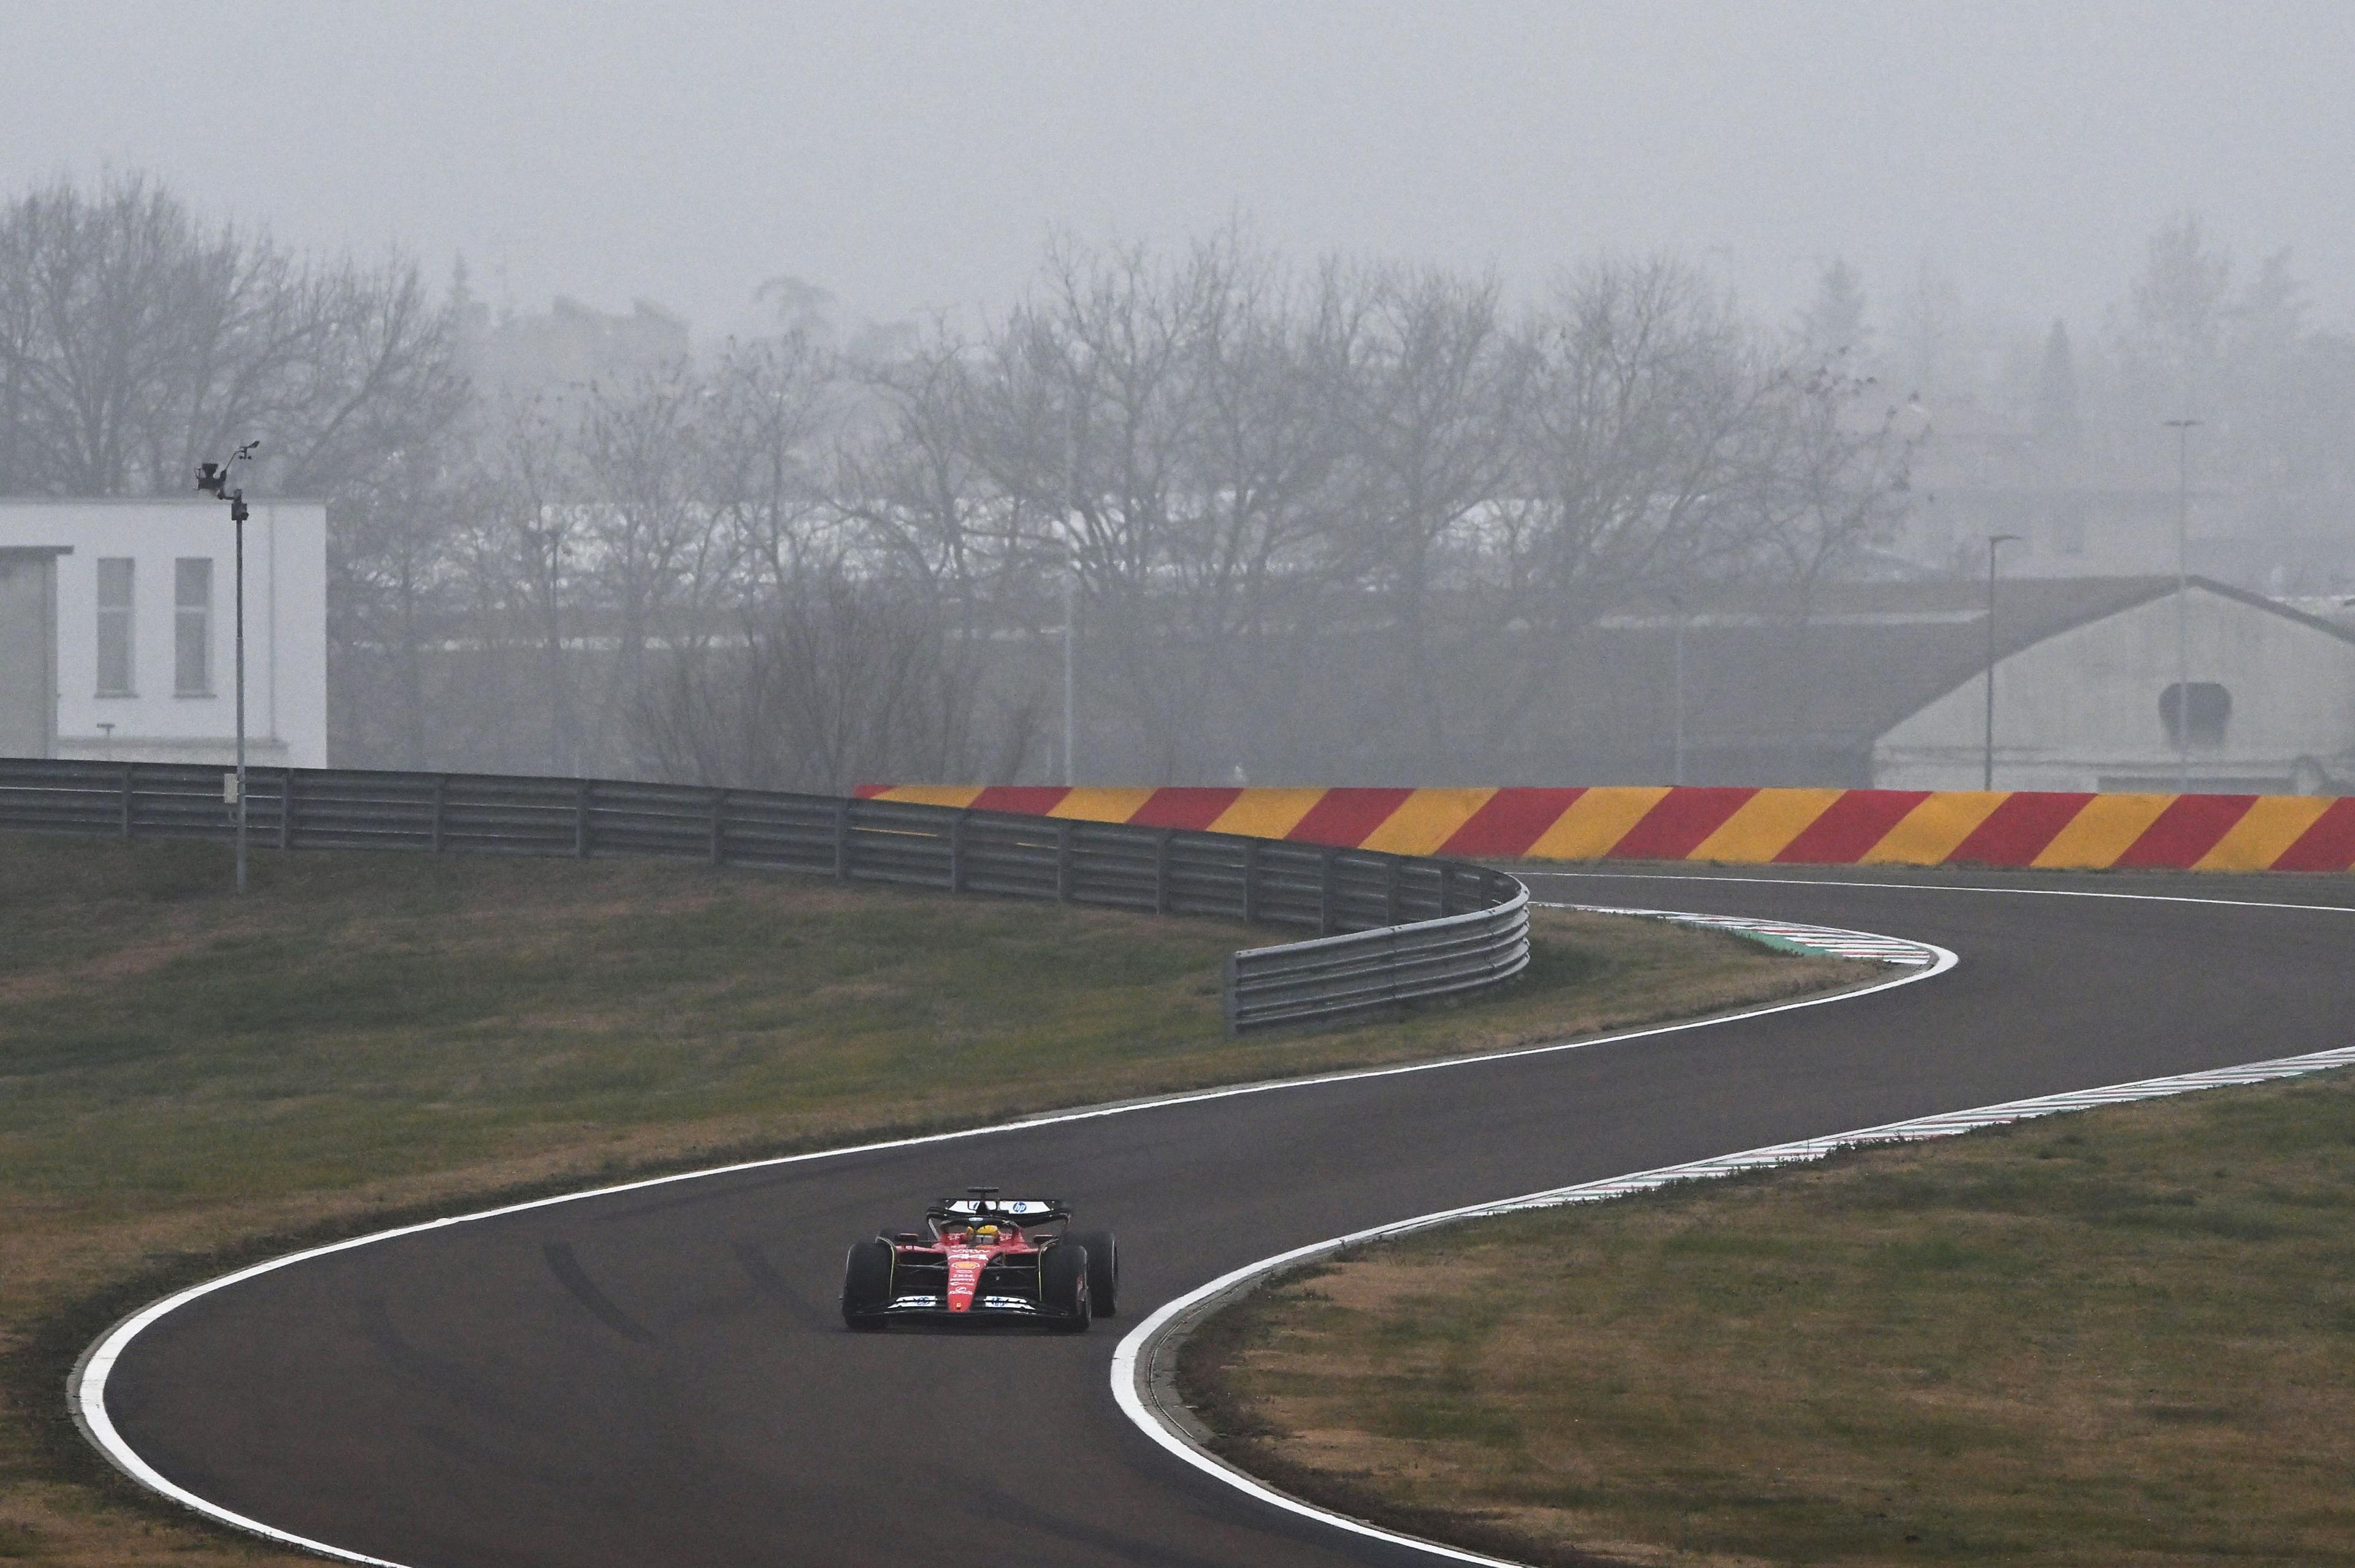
[0,757,1530,1033]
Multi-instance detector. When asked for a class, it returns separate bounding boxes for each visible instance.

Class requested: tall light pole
[196,442,260,894]
[1669,597,1687,786]
[1061,561,1078,787]
[1983,533,2021,790]
[2164,418,2200,794]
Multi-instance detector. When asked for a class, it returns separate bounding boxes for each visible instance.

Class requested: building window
[96,557,135,695]
[2160,682,2230,748]
[175,557,213,696]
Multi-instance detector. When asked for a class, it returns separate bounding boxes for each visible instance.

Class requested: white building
[1521,577,2355,794]
[0,499,327,767]
[1874,579,2355,794]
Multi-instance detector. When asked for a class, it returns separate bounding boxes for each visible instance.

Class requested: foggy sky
[10,2,2354,343]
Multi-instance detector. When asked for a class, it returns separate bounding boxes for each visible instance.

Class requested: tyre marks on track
[540,1243,656,1345]
[732,1241,825,1328]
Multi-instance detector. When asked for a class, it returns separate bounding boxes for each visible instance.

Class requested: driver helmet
[972,1223,1000,1244]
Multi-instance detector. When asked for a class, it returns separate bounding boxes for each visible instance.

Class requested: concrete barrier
[856,785,2355,872]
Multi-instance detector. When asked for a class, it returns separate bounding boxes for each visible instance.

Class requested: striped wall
[853,785,2355,873]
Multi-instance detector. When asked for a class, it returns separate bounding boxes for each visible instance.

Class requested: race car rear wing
[933,1193,1069,1222]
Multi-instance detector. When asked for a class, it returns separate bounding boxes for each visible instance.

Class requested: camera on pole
[195,441,261,893]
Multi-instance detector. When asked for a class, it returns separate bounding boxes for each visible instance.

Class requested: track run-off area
[77,865,2355,1567]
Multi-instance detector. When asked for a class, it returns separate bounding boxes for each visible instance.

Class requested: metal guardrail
[1222,887,1532,1033]
[0,757,1529,1034]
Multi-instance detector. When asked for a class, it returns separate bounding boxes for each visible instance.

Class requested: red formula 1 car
[841,1188,1118,1333]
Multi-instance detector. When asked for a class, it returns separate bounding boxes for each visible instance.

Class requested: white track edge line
[67,920,1958,1566]
[1110,1040,2355,1568]
[1535,903,1944,966]
[1517,868,2355,916]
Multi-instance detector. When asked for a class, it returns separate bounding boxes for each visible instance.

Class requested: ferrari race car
[841,1188,1118,1332]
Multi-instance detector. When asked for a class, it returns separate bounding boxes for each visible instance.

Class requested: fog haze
[10,2,2352,340]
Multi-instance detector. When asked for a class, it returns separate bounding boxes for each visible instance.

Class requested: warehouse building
[1544,577,2355,794]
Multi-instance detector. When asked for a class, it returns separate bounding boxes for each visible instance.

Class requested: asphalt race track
[94,866,2355,1567]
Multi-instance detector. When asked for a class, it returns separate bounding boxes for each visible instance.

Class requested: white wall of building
[1874,586,2355,793]
[0,499,328,768]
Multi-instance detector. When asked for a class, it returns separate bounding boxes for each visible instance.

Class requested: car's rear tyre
[1042,1241,1092,1333]
[1071,1230,1119,1318]
[841,1239,893,1331]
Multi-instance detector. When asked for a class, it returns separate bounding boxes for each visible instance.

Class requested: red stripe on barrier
[1439,787,1590,857]
[1285,787,1418,847]
[967,786,1074,817]
[852,784,889,799]
[1607,787,1758,860]
[2273,797,2355,872]
[2112,794,2256,869]
[1948,792,2091,865]
[1124,788,1244,832]
[1772,789,1930,863]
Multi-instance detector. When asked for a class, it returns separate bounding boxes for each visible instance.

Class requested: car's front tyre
[1042,1241,1092,1333]
[1071,1230,1119,1317]
[841,1239,893,1331]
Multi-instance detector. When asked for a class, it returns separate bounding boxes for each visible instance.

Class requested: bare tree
[1325,262,1528,771]
[943,234,1354,780]
[575,362,732,751]
[1482,258,1783,752]
[0,173,465,499]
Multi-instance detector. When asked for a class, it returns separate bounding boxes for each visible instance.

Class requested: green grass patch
[1181,1071,2355,1568]
[0,832,1863,1568]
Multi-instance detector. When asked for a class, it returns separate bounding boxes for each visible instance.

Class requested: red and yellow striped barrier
[854,785,2355,873]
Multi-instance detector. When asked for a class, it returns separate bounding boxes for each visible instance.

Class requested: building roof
[1555,575,2355,772]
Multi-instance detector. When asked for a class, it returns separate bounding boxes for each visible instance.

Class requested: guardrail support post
[1319,847,1338,936]
[949,813,966,893]
[1221,950,1241,1037]
[1242,839,1260,924]
[833,798,851,881]
[1384,856,1401,925]
[279,769,294,851]
[709,789,726,866]
[431,775,448,853]
[119,763,134,840]
[1155,831,1173,916]
[1055,820,1074,902]
[575,781,591,859]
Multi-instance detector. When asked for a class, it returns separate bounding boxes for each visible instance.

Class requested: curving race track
[82,866,2355,1567]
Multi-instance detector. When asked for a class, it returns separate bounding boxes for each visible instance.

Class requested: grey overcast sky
[9,2,2353,342]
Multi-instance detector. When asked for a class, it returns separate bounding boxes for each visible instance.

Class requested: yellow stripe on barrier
[1524,787,1672,860]
[2031,792,2175,869]
[875,785,986,809]
[1691,788,1846,864]
[1047,787,1161,824]
[1206,789,1328,841]
[1858,791,2010,865]
[2194,795,2336,871]
[1360,788,1498,856]
[862,782,2350,873]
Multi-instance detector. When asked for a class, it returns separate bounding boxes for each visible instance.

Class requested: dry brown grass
[1182,1071,2355,1568]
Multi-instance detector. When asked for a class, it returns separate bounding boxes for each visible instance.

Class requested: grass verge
[1179,1069,2355,1568]
[0,833,1863,1567]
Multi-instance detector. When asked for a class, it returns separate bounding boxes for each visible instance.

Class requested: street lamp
[195,440,259,894]
[1983,533,2021,790]
[2164,418,2200,794]
[1061,559,1078,787]
[1668,595,1688,786]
